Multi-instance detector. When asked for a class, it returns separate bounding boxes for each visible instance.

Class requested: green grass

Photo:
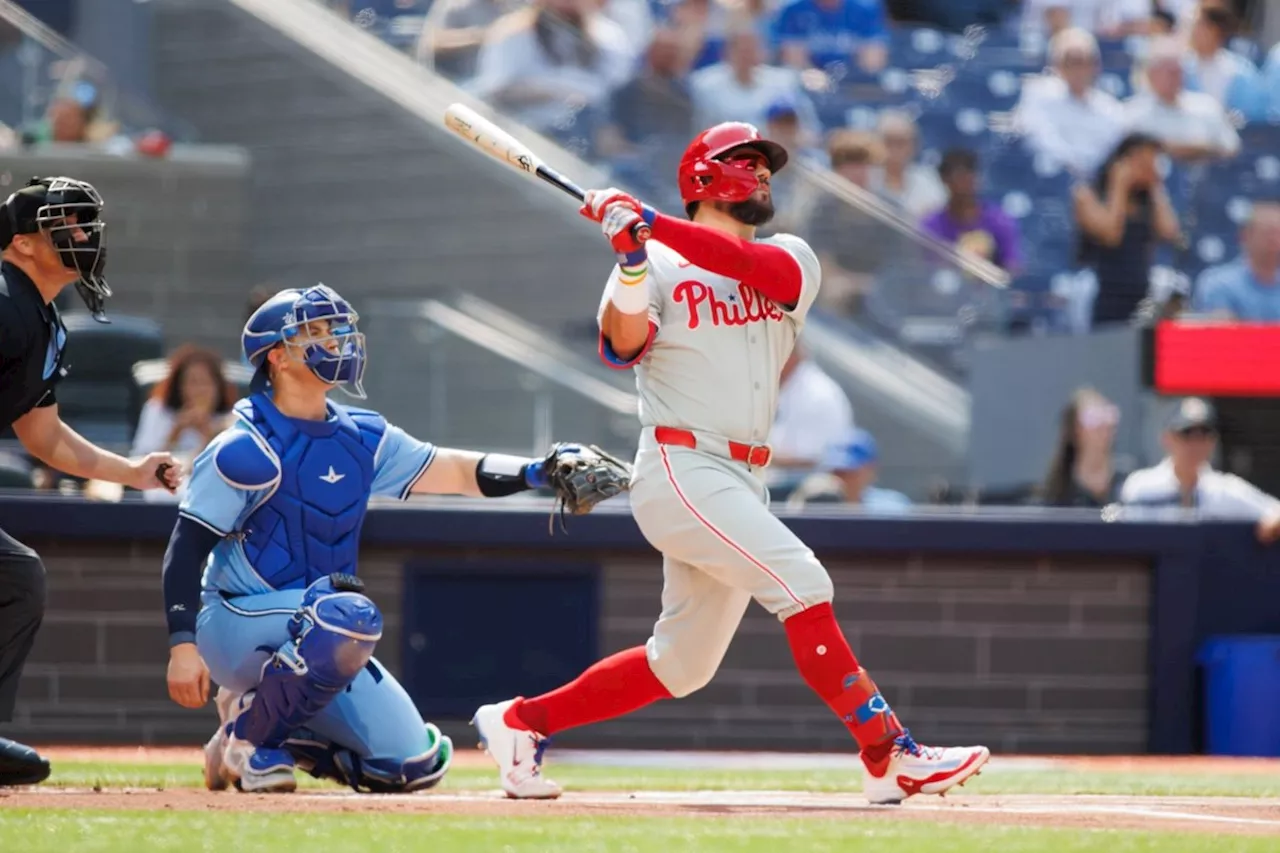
[1,811,1272,853]
[44,761,1280,798]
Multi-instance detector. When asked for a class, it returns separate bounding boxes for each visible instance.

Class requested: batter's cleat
[471,698,562,800]
[861,731,989,805]
[0,737,50,787]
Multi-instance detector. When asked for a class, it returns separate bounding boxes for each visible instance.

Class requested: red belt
[654,427,772,467]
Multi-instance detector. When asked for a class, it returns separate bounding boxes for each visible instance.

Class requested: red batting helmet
[678,122,789,214]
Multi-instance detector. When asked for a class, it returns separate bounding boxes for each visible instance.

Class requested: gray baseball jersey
[596,233,835,699]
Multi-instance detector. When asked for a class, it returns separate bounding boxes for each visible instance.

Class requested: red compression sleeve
[650,213,803,306]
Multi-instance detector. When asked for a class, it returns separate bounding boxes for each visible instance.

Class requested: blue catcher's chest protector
[235,393,386,589]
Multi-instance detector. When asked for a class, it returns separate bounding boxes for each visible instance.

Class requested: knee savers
[286,723,454,794]
[234,574,382,748]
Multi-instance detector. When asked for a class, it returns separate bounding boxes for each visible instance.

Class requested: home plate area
[5,788,1280,836]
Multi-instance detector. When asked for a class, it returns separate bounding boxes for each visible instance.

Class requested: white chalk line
[23,788,1280,827]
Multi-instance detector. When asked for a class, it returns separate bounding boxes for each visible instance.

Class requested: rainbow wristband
[610,262,651,314]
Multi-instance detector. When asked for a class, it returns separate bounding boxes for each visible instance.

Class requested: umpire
[0,177,181,786]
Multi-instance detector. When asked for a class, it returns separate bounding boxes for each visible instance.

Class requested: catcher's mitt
[538,442,633,533]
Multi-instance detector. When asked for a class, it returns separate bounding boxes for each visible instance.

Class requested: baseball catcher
[161,284,629,793]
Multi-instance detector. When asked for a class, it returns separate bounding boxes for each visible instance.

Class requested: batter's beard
[714,196,775,227]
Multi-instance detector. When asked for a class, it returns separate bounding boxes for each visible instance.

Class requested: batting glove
[579,187,636,222]
[601,200,651,256]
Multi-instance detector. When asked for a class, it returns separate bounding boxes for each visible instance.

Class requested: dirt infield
[3,749,1280,835]
[4,788,1280,836]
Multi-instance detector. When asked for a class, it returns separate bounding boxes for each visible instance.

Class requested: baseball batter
[162,285,628,794]
[473,122,989,804]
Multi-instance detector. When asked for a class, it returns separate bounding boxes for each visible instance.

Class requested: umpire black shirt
[0,260,68,430]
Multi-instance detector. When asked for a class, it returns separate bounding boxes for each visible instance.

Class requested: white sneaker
[471,698,562,800]
[862,731,989,805]
[202,688,243,792]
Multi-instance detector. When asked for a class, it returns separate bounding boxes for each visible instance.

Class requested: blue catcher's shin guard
[235,575,382,749]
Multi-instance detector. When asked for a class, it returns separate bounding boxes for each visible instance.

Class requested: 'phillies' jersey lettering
[672,281,787,330]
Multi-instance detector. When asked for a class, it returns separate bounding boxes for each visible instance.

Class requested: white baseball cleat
[471,698,562,800]
[862,731,989,805]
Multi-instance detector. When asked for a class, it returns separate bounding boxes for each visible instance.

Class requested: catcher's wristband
[476,453,542,497]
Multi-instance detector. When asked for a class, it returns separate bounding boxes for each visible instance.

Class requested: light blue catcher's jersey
[179,401,436,598]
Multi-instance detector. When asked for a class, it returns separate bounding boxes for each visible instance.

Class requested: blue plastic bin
[1197,635,1280,757]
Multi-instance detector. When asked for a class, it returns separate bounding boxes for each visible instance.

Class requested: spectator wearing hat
[1123,36,1240,162]
[1191,202,1280,321]
[786,428,912,512]
[1119,397,1280,542]
[1012,27,1126,176]
[921,149,1023,274]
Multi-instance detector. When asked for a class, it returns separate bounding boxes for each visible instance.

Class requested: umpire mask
[2,176,112,323]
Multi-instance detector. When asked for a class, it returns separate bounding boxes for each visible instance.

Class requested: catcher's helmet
[0,176,111,322]
[677,122,789,215]
[242,284,367,399]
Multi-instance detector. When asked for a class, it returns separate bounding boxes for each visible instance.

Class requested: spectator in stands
[1120,397,1280,541]
[468,0,633,137]
[1183,4,1266,121]
[868,110,946,221]
[921,149,1022,275]
[688,22,819,134]
[1041,387,1126,507]
[1012,28,1125,176]
[1150,5,1178,35]
[417,0,523,80]
[1123,36,1240,162]
[808,130,895,315]
[773,0,890,77]
[1263,42,1280,122]
[769,343,855,483]
[1073,132,1183,327]
[786,428,912,511]
[1191,202,1280,320]
[130,345,236,504]
[596,27,693,188]
[1019,0,1152,40]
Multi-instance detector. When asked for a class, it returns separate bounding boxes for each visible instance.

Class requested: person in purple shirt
[772,0,889,76]
[920,148,1022,274]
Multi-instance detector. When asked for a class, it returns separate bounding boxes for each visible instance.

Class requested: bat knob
[632,223,652,244]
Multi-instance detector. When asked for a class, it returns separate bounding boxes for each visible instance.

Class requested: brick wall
[9,540,1150,754]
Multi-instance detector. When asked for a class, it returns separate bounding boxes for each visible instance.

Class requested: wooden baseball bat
[443,102,651,244]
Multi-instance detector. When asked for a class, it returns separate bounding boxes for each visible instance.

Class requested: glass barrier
[362,296,643,461]
[0,1,191,152]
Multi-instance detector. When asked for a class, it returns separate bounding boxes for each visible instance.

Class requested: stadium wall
[6,498,1276,755]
